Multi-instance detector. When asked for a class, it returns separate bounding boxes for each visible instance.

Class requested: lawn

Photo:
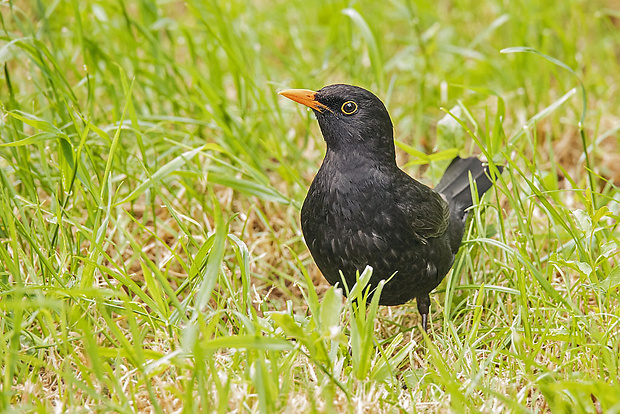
[1,0,619,412]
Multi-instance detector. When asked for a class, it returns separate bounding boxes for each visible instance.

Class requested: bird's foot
[417,294,431,333]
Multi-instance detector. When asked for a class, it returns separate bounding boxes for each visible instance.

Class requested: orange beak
[278,89,331,113]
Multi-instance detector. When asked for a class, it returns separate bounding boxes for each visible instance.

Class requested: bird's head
[280,84,395,163]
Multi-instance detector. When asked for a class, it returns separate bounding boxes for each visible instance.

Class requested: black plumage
[280,84,502,331]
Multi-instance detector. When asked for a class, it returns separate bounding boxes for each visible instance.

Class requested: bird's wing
[396,175,451,243]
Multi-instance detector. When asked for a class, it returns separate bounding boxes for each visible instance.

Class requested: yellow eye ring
[341,101,358,115]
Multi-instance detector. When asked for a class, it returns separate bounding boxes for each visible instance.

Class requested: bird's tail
[435,156,502,221]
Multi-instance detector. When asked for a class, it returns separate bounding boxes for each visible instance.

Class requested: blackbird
[279,84,501,331]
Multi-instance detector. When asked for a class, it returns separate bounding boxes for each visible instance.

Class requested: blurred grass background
[0,0,619,411]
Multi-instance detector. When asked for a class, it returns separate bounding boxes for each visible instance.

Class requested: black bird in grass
[279,84,502,331]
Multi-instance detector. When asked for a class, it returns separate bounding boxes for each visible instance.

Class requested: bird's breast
[302,163,392,224]
[301,165,412,264]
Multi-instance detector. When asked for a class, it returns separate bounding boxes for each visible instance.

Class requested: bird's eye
[341,101,358,115]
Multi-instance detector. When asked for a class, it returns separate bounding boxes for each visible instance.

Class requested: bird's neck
[322,144,397,173]
[319,118,397,167]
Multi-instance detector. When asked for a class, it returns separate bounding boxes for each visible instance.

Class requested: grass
[1,0,619,411]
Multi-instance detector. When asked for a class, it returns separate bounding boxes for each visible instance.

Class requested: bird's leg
[416,294,430,332]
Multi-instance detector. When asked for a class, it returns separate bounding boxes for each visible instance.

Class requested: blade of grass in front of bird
[371,333,415,383]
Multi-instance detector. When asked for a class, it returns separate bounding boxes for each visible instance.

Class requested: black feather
[435,156,503,221]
